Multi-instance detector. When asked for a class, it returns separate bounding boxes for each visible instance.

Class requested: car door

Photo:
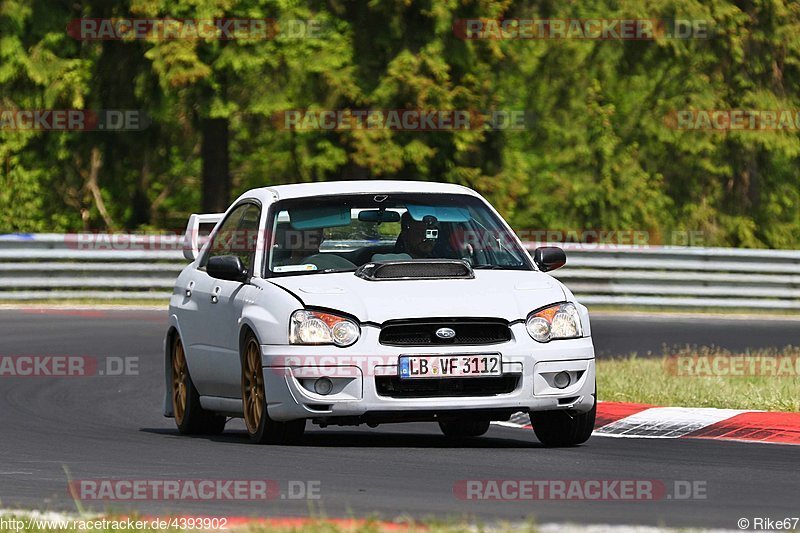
[204,202,263,398]
[183,202,252,397]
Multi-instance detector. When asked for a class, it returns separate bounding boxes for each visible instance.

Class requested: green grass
[598,347,800,412]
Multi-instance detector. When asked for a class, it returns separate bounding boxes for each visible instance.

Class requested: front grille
[375,375,519,398]
[379,319,511,346]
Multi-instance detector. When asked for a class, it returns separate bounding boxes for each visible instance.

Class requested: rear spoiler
[183,212,224,261]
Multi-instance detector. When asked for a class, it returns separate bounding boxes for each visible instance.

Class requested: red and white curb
[497,402,800,445]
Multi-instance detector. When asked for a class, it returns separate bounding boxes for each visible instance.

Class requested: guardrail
[545,243,800,309]
[1,234,799,309]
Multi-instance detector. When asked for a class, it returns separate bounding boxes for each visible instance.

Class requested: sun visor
[288,206,351,230]
[405,204,470,223]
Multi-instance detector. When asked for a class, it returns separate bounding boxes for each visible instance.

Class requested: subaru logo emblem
[435,327,456,339]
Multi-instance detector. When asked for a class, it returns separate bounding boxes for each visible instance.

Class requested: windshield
[265,193,531,276]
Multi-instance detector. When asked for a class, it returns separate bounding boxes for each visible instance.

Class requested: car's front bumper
[260,323,595,423]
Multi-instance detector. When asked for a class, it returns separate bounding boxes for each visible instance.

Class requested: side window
[201,204,249,267]
[232,204,261,273]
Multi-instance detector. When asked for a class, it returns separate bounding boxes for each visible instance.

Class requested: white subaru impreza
[164,180,596,446]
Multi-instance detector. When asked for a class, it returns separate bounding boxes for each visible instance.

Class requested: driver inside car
[394,212,437,259]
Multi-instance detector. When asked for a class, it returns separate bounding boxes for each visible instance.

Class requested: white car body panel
[267,270,565,324]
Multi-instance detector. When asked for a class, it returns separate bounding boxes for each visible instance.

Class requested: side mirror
[533,246,566,272]
[207,255,249,283]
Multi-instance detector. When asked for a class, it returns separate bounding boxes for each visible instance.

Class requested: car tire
[438,418,491,438]
[171,335,227,435]
[531,400,596,447]
[241,332,305,445]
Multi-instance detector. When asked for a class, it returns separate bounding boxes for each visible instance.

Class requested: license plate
[399,354,502,379]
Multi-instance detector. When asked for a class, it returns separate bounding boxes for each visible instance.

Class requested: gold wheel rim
[242,339,264,434]
[172,338,188,425]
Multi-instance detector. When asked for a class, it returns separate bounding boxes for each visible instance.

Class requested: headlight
[525,302,583,342]
[289,310,360,347]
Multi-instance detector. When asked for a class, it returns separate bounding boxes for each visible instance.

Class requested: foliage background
[1,0,799,248]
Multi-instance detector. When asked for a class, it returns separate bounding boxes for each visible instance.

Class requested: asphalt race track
[0,309,798,529]
[590,312,800,357]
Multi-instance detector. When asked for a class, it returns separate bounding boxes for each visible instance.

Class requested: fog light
[553,371,571,389]
[314,377,333,395]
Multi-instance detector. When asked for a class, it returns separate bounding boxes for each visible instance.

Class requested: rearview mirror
[533,246,566,272]
[357,209,401,223]
[207,255,249,283]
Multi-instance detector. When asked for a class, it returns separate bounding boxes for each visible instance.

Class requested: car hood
[267,270,566,323]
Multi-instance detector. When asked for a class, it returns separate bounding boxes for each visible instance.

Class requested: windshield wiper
[472,264,524,270]
[318,268,357,274]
